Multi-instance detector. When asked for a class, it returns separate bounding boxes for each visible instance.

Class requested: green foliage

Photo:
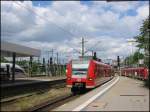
[134,17,149,66]
[135,17,149,51]
[125,17,149,68]
[0,57,8,63]
[124,51,144,66]
[134,17,149,86]
[135,17,149,55]
[140,17,149,35]
[31,61,40,74]
[135,17,149,46]
[16,60,28,66]
[132,51,144,63]
[135,35,145,49]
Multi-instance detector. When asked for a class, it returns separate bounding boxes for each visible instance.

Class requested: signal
[93,52,97,60]
[50,57,53,65]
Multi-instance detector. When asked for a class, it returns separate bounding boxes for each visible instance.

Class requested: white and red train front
[66,59,113,93]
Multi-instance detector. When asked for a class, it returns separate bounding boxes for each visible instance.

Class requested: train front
[66,59,91,93]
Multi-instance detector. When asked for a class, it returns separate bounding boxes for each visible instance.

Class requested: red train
[66,59,114,94]
[121,67,149,80]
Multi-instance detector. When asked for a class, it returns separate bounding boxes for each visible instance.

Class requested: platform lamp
[127,39,136,67]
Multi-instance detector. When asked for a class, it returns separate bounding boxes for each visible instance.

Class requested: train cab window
[72,68,88,75]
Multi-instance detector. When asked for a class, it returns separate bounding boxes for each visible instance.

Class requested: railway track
[26,94,80,112]
[1,87,71,112]
[1,77,114,111]
[1,83,66,104]
[1,79,66,99]
[26,76,114,112]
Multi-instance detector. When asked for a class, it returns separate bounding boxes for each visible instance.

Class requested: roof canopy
[1,41,41,57]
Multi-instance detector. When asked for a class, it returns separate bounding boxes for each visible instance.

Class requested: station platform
[53,76,149,111]
[1,76,66,99]
[1,76,66,88]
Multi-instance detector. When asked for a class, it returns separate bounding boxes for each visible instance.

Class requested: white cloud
[108,2,139,12]
[1,1,149,60]
[137,5,149,19]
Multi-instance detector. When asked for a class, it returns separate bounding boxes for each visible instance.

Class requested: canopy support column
[12,52,16,82]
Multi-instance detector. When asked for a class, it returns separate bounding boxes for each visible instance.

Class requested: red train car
[66,59,114,93]
[121,67,149,80]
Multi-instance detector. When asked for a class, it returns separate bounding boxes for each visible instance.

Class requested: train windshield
[72,60,89,76]
[72,68,88,75]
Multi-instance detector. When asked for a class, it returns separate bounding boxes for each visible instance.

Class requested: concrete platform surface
[53,76,119,111]
[53,76,149,111]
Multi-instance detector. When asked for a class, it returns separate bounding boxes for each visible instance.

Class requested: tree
[132,51,144,64]
[124,51,144,67]
[134,17,149,68]
[0,57,8,63]
[134,16,149,87]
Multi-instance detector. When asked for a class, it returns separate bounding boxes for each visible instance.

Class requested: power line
[14,1,79,38]
[84,40,101,55]
[67,42,81,54]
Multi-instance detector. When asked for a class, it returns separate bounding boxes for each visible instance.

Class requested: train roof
[70,58,111,67]
[121,67,147,70]
[72,59,89,64]
[93,60,111,67]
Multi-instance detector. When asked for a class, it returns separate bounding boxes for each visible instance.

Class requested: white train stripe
[72,64,89,68]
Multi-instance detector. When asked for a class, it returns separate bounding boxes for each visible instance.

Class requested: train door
[95,64,100,84]
[134,69,138,78]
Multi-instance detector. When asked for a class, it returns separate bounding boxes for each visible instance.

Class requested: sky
[1,1,149,63]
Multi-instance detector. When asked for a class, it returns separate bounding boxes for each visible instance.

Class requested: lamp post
[127,39,136,67]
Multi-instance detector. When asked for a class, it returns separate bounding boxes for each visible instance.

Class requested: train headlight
[67,77,71,80]
[66,69,68,73]
[88,78,93,81]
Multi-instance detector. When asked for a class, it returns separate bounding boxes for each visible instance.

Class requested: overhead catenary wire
[5,2,101,59]
[9,1,82,59]
[14,1,80,38]
[84,40,101,54]
[14,1,85,59]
